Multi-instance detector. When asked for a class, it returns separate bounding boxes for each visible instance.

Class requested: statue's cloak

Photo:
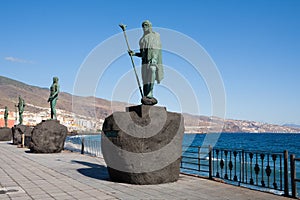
[139,31,164,83]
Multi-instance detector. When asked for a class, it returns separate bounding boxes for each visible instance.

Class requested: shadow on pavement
[71,160,110,181]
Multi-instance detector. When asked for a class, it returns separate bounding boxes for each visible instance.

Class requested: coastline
[68,131,300,135]
[183,131,300,134]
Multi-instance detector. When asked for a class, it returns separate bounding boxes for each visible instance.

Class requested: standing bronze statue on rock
[16,96,25,125]
[128,20,164,105]
[4,106,8,127]
[48,77,60,120]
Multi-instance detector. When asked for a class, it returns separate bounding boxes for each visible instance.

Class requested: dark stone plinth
[29,120,67,153]
[0,127,12,141]
[12,125,33,145]
[102,105,184,185]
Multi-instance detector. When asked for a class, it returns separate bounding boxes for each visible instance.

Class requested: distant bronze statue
[16,96,25,125]
[127,20,164,105]
[48,77,60,119]
[4,106,8,127]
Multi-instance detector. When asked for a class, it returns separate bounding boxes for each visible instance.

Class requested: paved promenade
[0,142,292,200]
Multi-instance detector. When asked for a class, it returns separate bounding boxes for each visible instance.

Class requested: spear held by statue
[119,24,144,98]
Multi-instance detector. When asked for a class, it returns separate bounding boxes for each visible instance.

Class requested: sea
[65,133,300,157]
[64,133,300,196]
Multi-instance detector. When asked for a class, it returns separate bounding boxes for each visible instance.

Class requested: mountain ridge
[283,123,300,129]
[1,75,299,133]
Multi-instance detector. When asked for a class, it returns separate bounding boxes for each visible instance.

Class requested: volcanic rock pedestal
[29,120,67,153]
[12,125,33,146]
[101,105,184,184]
[0,127,12,141]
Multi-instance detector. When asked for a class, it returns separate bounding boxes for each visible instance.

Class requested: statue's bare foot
[141,96,158,105]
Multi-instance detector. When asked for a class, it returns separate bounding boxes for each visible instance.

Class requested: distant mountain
[283,124,300,129]
[0,75,53,111]
[1,75,300,133]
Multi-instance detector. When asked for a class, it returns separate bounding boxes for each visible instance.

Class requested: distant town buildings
[0,106,103,132]
[1,104,299,133]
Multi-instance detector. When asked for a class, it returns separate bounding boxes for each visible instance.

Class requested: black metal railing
[181,145,212,178]
[80,137,102,157]
[213,149,286,191]
[64,137,101,157]
[290,154,300,198]
[181,147,293,197]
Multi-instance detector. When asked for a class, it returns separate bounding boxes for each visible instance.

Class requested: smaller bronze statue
[48,77,60,119]
[4,106,8,127]
[16,96,25,125]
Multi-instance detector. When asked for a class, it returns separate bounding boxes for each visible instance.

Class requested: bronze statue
[48,77,60,119]
[128,20,164,105]
[4,106,8,127]
[16,96,25,125]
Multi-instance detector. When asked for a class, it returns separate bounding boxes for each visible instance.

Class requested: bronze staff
[119,23,144,97]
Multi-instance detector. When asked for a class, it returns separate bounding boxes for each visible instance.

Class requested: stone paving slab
[0,141,292,200]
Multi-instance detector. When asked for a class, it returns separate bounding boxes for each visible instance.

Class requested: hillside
[1,75,300,133]
[0,76,127,119]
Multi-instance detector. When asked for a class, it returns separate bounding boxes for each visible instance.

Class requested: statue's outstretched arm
[128,50,141,57]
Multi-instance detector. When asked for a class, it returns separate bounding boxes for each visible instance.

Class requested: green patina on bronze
[48,77,60,119]
[16,96,25,125]
[129,20,164,104]
[4,106,8,127]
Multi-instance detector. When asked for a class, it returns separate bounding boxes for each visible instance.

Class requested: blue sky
[1,0,300,125]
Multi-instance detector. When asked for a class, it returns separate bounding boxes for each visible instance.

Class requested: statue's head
[53,77,59,83]
[142,20,152,34]
[5,106,7,109]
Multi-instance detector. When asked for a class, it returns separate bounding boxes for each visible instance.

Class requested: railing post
[209,145,212,179]
[216,149,220,178]
[198,146,201,171]
[21,133,25,148]
[290,154,296,198]
[180,156,183,168]
[241,150,244,183]
[284,150,289,196]
[81,138,85,154]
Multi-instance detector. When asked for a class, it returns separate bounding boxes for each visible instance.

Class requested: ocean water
[65,133,300,156]
[183,133,300,155]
